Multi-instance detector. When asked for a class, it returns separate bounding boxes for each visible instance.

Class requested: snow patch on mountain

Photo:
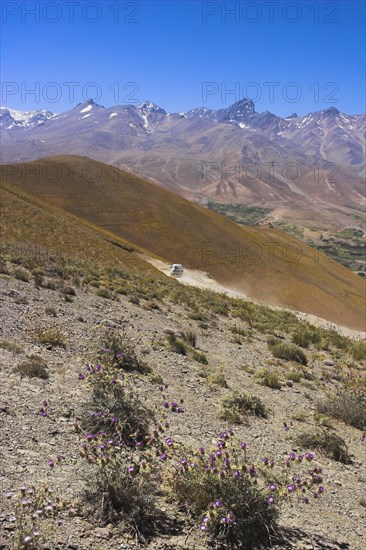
[80,104,93,114]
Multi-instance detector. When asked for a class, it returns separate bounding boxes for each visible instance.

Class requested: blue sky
[1,0,365,116]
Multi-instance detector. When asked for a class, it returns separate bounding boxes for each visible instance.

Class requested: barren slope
[1,156,365,331]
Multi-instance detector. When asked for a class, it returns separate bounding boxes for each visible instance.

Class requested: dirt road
[143,256,365,340]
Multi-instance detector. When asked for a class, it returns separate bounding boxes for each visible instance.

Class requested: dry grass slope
[1,156,365,330]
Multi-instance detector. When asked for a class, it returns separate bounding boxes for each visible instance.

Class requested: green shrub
[256,368,282,389]
[220,391,267,424]
[188,311,206,321]
[348,341,366,361]
[98,328,150,374]
[192,351,208,364]
[82,461,158,532]
[45,307,57,317]
[286,370,303,383]
[44,280,58,291]
[170,444,277,548]
[14,295,28,305]
[14,268,30,282]
[295,429,352,464]
[267,338,308,365]
[182,330,197,348]
[208,371,228,388]
[35,326,66,348]
[292,328,320,348]
[63,286,76,296]
[128,294,140,304]
[144,300,161,311]
[317,390,366,430]
[96,288,112,299]
[0,340,23,354]
[166,334,188,355]
[32,269,44,287]
[230,324,247,336]
[0,260,9,274]
[14,355,49,379]
[115,286,128,295]
[83,377,150,441]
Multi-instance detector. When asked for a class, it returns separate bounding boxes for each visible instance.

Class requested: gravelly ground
[0,273,365,549]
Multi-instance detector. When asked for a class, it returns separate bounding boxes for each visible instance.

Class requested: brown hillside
[1,156,365,330]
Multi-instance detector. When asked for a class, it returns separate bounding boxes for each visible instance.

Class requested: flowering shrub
[97,326,149,373]
[79,430,159,531]
[5,484,71,549]
[79,363,150,444]
[159,430,325,547]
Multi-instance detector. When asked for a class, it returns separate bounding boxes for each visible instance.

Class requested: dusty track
[143,256,366,340]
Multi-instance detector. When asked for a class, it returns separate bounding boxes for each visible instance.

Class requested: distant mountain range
[1,99,365,231]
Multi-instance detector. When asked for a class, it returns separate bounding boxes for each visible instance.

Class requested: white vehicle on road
[170,263,184,277]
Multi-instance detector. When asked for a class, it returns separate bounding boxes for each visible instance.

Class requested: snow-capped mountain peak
[0,107,56,129]
[138,100,166,114]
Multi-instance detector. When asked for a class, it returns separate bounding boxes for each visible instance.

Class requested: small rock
[93,526,112,539]
[101,319,117,328]
[323,359,334,366]
[8,289,20,297]
[163,328,174,335]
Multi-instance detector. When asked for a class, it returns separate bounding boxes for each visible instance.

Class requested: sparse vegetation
[98,327,150,374]
[192,350,208,364]
[170,444,278,548]
[96,288,112,299]
[267,338,308,365]
[166,333,188,355]
[317,390,366,430]
[295,429,352,464]
[208,370,228,388]
[256,368,282,389]
[1,182,364,548]
[62,286,76,296]
[35,326,66,348]
[286,370,303,383]
[32,269,44,288]
[14,268,30,282]
[0,340,23,354]
[219,391,267,424]
[292,327,320,348]
[14,355,49,379]
[182,330,197,348]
